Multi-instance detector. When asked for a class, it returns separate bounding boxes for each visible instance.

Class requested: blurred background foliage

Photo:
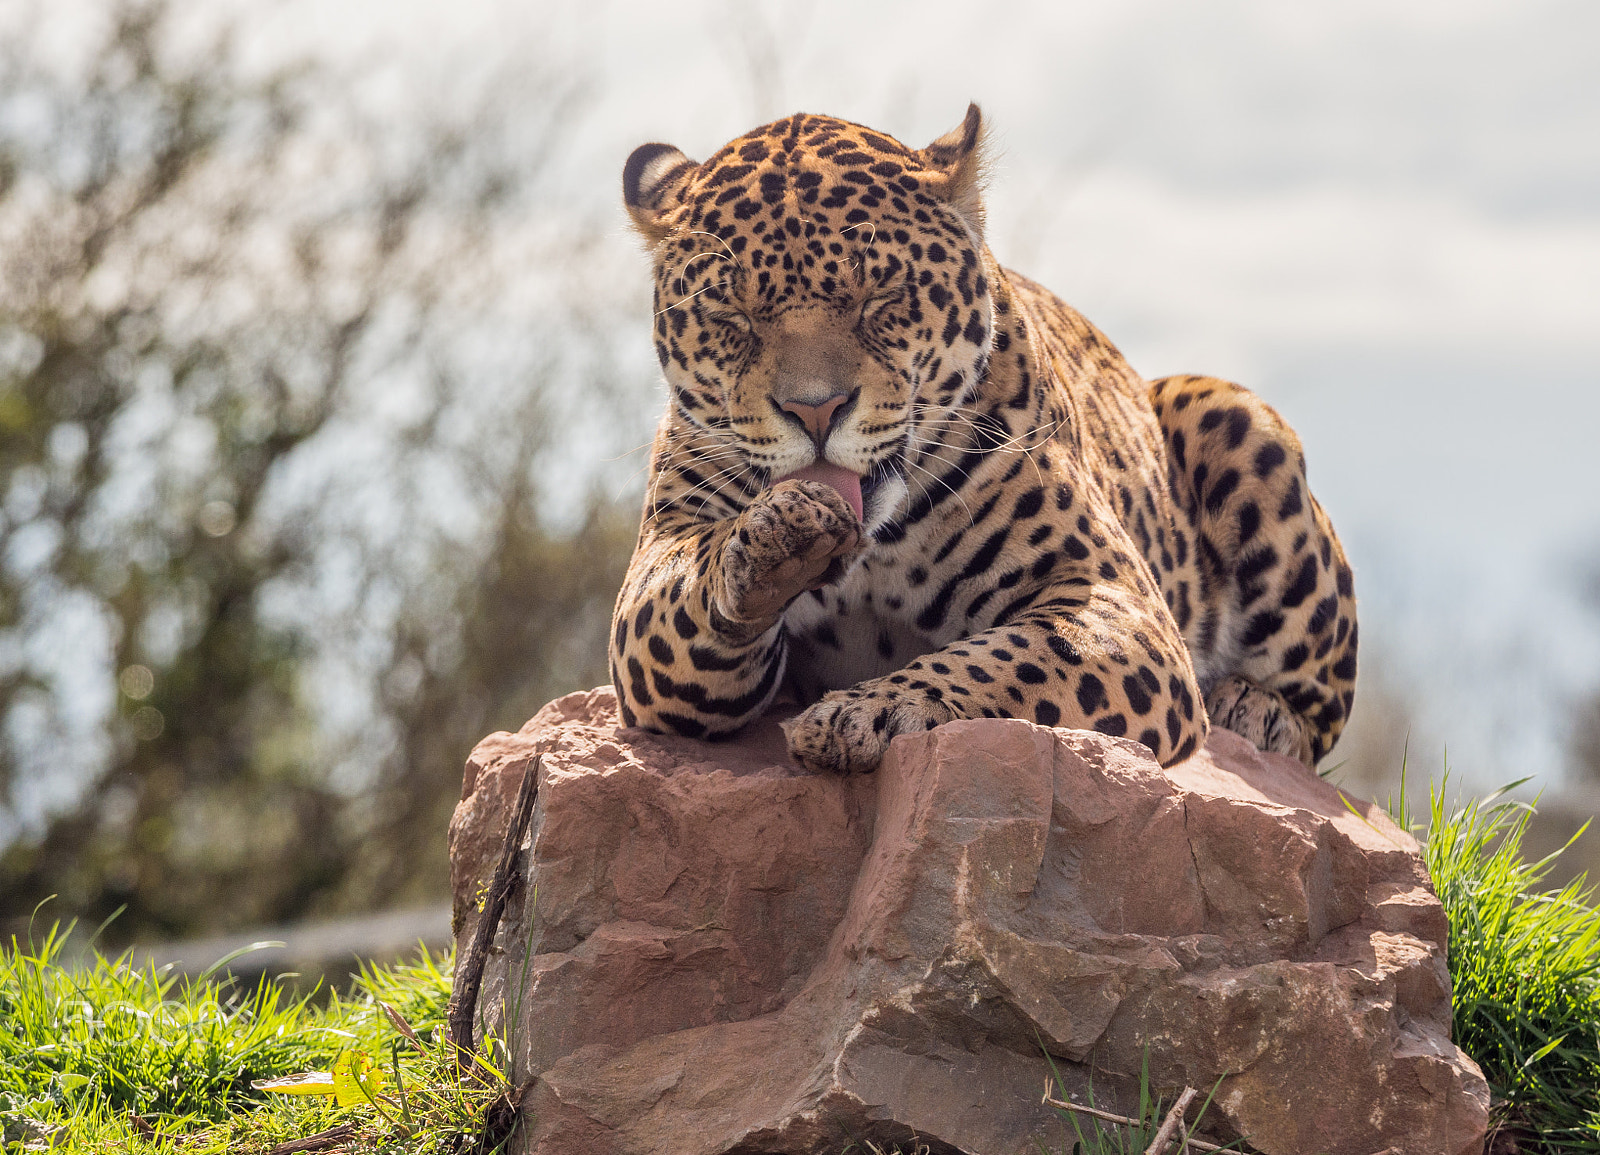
[0,1,643,942]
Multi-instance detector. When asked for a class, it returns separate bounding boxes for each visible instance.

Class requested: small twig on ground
[446,754,541,1074]
[1042,1084,1226,1153]
[1144,1085,1200,1154]
[262,1123,358,1155]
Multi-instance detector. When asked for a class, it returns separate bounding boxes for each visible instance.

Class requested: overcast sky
[30,0,1600,788]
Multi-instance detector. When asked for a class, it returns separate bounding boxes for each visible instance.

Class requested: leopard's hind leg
[1150,375,1358,767]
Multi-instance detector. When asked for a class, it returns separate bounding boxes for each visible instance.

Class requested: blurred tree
[0,2,643,941]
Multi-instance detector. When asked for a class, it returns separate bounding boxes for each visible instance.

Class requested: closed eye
[859,288,905,326]
[711,311,753,334]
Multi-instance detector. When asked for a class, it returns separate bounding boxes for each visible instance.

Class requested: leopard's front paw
[782,689,953,775]
[714,479,860,626]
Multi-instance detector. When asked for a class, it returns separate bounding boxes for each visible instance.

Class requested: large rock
[450,687,1488,1155]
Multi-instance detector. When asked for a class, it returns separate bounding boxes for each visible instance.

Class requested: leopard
[608,105,1357,776]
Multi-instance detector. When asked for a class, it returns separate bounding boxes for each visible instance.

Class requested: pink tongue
[776,461,864,521]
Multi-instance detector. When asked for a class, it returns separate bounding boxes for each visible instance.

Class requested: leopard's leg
[610,479,860,739]
[1150,375,1358,767]
[784,557,1207,775]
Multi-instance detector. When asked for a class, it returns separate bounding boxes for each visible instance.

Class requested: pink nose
[778,392,850,448]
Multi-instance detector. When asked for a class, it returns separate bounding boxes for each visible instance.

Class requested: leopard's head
[623,106,995,532]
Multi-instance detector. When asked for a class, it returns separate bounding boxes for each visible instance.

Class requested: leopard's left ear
[918,103,988,240]
[623,141,699,244]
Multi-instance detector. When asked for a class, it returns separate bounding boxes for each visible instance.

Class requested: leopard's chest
[780,543,967,699]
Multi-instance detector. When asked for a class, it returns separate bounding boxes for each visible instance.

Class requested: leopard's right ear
[623,142,698,243]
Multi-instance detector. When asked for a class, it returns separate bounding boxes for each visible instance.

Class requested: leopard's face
[628,112,994,531]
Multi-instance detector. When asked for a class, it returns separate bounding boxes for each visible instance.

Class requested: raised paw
[714,479,861,626]
[1207,675,1314,767]
[782,688,953,775]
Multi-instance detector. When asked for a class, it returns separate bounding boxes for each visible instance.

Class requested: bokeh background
[2,0,1598,947]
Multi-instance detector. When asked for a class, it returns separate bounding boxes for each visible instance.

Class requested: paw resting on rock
[783,688,954,774]
[1206,675,1314,768]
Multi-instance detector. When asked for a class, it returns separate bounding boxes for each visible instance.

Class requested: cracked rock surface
[450,687,1488,1155]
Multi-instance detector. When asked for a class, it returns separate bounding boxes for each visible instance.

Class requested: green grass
[1398,778,1600,1151]
[0,920,515,1153]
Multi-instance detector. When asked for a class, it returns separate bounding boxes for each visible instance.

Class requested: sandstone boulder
[450,687,1488,1155]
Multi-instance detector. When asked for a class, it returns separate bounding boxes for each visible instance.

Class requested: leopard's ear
[623,142,698,243]
[918,103,988,240]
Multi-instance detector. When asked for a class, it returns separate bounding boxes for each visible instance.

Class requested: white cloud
[992,169,1600,381]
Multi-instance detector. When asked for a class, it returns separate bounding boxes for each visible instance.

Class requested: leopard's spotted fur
[610,106,1357,774]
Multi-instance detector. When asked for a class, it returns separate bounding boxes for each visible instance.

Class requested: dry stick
[1144,1085,1200,1155]
[1041,1090,1226,1153]
[262,1123,358,1155]
[446,753,542,1073]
